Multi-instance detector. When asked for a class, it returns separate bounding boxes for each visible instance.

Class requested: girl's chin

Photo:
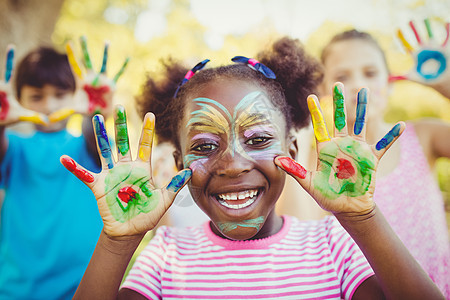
[212,217,265,241]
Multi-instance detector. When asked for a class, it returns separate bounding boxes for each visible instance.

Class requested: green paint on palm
[116,108,130,156]
[313,138,375,199]
[333,85,346,131]
[216,216,265,233]
[105,165,158,222]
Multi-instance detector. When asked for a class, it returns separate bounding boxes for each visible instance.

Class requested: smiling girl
[62,37,444,299]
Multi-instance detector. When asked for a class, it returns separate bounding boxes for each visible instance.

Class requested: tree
[0,0,65,59]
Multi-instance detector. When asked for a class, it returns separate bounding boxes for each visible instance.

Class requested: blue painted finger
[376,123,402,151]
[93,115,114,169]
[354,88,368,135]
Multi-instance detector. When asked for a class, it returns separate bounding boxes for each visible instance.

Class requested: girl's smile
[177,78,290,240]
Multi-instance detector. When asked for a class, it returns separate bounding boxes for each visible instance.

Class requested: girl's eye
[246,136,270,146]
[365,70,378,77]
[335,75,348,82]
[192,143,217,152]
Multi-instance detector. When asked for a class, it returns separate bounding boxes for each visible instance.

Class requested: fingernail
[167,169,192,193]
[277,157,307,179]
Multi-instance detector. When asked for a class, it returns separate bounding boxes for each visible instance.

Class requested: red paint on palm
[62,156,95,183]
[118,186,138,203]
[83,84,110,113]
[0,91,10,120]
[336,158,355,179]
[277,157,307,179]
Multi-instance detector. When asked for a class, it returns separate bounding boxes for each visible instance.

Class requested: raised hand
[0,46,47,126]
[391,18,450,98]
[49,37,129,123]
[60,105,191,237]
[275,82,405,214]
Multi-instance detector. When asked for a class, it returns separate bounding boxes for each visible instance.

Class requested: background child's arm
[275,83,444,299]
[61,106,191,299]
[0,46,47,161]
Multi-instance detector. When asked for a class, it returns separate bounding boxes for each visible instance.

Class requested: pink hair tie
[174,59,210,98]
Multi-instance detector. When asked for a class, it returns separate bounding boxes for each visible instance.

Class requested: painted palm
[61,105,191,236]
[276,83,404,214]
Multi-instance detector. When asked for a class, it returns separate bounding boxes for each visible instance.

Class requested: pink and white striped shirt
[122,215,374,299]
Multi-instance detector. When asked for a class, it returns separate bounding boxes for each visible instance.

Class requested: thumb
[48,108,76,123]
[162,169,192,207]
[18,109,48,125]
[275,156,310,187]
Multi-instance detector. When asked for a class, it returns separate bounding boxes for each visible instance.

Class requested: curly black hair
[136,36,323,152]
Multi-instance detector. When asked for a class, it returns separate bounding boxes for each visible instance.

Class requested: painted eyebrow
[242,125,277,138]
[190,132,220,142]
[238,112,272,128]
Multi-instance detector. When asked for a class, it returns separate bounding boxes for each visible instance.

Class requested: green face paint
[105,164,158,222]
[313,138,375,199]
[115,107,130,156]
[216,216,265,234]
[333,85,346,132]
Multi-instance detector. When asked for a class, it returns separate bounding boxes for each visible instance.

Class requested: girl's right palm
[61,106,191,237]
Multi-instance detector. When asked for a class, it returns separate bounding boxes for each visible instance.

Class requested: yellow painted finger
[397,29,414,52]
[307,95,330,143]
[48,108,76,123]
[65,43,83,79]
[19,114,48,125]
[138,114,155,161]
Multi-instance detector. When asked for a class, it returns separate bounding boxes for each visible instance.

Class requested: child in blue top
[62,37,444,299]
[0,42,124,299]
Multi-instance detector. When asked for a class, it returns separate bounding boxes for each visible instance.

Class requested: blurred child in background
[0,42,122,299]
[318,23,450,296]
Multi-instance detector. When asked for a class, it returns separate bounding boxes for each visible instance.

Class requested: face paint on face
[314,138,375,199]
[216,216,265,235]
[105,164,158,223]
[180,82,288,241]
[184,91,283,168]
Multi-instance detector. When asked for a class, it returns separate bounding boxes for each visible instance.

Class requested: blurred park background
[1,0,449,218]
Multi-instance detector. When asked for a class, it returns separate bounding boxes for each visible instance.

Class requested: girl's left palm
[276,83,405,214]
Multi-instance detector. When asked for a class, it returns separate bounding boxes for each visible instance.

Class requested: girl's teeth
[216,189,259,209]
[217,189,258,201]
[218,198,255,209]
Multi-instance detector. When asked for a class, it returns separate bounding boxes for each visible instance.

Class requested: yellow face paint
[19,114,48,125]
[65,43,83,79]
[48,108,76,123]
[307,95,330,142]
[396,29,414,52]
[138,116,154,161]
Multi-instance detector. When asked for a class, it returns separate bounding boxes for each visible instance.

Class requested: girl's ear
[288,136,298,160]
[173,149,184,171]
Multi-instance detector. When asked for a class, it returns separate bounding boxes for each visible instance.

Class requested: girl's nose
[213,151,251,178]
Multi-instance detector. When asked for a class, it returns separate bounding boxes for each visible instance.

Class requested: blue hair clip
[174,59,210,98]
[231,56,276,79]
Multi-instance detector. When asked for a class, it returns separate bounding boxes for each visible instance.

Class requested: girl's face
[321,39,390,125]
[178,78,290,240]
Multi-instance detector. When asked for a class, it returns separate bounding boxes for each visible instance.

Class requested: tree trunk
[0,0,65,60]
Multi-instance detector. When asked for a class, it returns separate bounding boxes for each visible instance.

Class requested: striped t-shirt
[122,215,374,299]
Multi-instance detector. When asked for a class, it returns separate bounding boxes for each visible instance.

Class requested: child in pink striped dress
[62,37,444,299]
